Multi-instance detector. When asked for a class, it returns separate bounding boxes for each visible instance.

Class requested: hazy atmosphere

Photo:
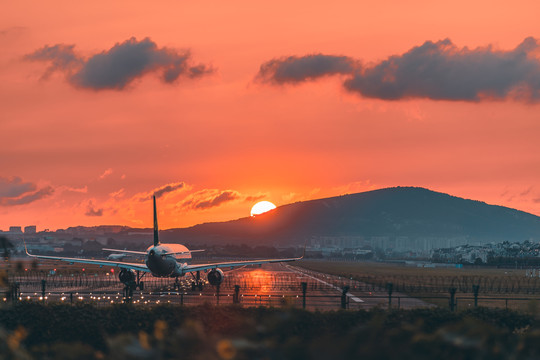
[1,0,539,230]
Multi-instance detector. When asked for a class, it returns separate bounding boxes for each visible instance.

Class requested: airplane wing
[24,245,150,273]
[102,248,147,255]
[182,253,304,273]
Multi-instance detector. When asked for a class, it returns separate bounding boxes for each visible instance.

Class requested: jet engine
[119,268,136,286]
[207,268,224,286]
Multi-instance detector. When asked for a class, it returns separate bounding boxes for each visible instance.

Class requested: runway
[8,261,432,310]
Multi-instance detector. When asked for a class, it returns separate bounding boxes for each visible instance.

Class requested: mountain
[161,187,540,250]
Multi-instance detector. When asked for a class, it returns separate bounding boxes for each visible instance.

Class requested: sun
[250,201,277,216]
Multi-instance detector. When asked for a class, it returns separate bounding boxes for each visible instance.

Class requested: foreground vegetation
[1,302,540,359]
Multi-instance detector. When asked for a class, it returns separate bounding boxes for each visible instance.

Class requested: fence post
[10,282,19,302]
[341,285,350,309]
[386,282,393,309]
[301,282,307,309]
[41,279,46,302]
[472,284,480,307]
[233,285,240,304]
[449,287,456,311]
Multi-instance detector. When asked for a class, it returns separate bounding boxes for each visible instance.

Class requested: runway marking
[284,265,364,303]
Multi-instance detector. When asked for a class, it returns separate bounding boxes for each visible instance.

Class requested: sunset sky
[1,0,540,231]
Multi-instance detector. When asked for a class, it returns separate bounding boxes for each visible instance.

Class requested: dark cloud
[0,177,53,206]
[0,187,54,206]
[0,177,36,198]
[344,37,540,101]
[85,201,103,217]
[256,54,357,84]
[24,44,81,79]
[153,182,185,199]
[181,190,240,210]
[26,37,213,90]
[259,38,540,102]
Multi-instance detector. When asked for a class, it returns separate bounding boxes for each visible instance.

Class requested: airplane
[25,195,303,292]
[106,253,128,260]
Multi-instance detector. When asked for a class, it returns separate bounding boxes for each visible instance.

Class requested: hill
[161,187,540,250]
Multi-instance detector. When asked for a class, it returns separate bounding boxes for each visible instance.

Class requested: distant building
[24,225,37,234]
[9,226,22,234]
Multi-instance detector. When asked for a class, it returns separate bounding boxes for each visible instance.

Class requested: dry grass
[297,260,540,310]
[298,260,526,278]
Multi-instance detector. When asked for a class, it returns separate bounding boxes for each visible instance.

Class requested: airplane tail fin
[153,195,160,247]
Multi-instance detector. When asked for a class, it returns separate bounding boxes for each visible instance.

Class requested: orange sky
[1,0,540,231]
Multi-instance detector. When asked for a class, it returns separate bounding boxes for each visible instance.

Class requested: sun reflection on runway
[240,268,273,294]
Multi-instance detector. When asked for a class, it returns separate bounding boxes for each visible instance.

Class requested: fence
[4,269,540,312]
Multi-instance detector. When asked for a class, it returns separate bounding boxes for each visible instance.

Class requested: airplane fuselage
[145,243,191,278]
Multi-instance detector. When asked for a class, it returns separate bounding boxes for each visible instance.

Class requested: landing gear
[190,271,204,291]
[122,270,146,303]
[135,270,146,291]
[174,277,180,291]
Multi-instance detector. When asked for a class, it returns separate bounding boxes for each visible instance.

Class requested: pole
[472,285,480,307]
[41,279,46,302]
[449,287,456,311]
[233,285,240,304]
[341,285,350,309]
[386,282,393,309]
[301,282,307,309]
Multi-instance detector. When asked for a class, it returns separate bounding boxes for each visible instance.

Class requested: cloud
[26,37,214,90]
[180,189,241,210]
[153,182,186,199]
[256,54,357,84]
[0,177,36,198]
[520,186,534,196]
[109,188,125,199]
[0,26,26,37]
[24,44,81,79]
[0,177,54,206]
[135,182,188,202]
[85,201,103,217]
[259,37,540,102]
[99,168,113,180]
[244,194,267,202]
[345,37,540,101]
[64,186,88,193]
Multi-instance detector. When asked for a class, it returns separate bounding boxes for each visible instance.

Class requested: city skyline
[1,0,540,230]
